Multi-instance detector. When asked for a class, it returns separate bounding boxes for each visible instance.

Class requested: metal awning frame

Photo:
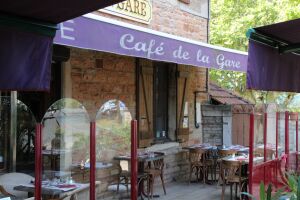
[246,28,300,55]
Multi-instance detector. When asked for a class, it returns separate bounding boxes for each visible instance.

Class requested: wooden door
[176,66,190,143]
[138,60,153,147]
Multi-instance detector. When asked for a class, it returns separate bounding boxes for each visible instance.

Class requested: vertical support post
[249,113,254,194]
[296,113,299,152]
[131,120,138,200]
[90,122,96,200]
[276,112,279,159]
[275,112,279,188]
[263,113,267,185]
[285,112,289,155]
[296,113,299,172]
[285,112,289,170]
[264,113,267,162]
[34,123,42,200]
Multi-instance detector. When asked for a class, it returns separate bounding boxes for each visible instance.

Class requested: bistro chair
[145,152,166,198]
[116,160,151,199]
[188,148,207,184]
[220,160,248,200]
[117,161,131,194]
[217,149,238,185]
[205,150,217,182]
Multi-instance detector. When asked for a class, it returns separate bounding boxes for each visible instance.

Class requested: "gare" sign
[101,0,152,24]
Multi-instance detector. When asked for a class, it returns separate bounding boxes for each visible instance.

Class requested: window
[153,63,169,140]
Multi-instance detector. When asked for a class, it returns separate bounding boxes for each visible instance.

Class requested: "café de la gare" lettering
[101,0,152,24]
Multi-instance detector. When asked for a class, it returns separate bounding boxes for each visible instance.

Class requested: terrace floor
[104,181,242,200]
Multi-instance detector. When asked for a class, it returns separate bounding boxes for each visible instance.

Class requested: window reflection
[96,99,132,161]
[42,98,90,184]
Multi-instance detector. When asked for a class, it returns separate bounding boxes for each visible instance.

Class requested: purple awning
[0,0,124,23]
[54,14,248,72]
[247,18,300,92]
[247,41,300,92]
[0,26,52,91]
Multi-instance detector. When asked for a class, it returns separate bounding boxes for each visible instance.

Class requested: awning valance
[247,18,300,92]
[0,0,123,91]
[54,14,248,72]
[0,0,124,24]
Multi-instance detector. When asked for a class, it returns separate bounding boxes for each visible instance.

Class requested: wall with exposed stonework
[95,0,208,42]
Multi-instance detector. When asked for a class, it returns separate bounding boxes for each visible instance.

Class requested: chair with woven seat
[145,152,166,198]
[188,148,207,184]
[220,160,248,200]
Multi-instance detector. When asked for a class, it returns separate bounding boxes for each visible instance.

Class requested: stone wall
[201,105,232,146]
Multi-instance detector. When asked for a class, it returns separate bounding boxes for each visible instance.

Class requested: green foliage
[241,182,284,200]
[209,0,300,107]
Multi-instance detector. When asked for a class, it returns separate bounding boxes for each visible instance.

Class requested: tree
[209,0,300,108]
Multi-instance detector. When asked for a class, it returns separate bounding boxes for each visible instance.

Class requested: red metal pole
[285,112,289,155]
[90,122,96,200]
[296,113,299,172]
[296,113,299,152]
[131,120,138,200]
[276,112,279,159]
[34,124,42,200]
[285,112,289,170]
[264,113,267,162]
[249,113,254,194]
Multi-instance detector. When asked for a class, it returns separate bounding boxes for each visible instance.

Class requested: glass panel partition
[41,99,90,190]
[0,97,37,199]
[95,99,132,197]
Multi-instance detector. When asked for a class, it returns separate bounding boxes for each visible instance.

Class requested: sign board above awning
[54,14,248,72]
[101,0,153,24]
[247,18,300,92]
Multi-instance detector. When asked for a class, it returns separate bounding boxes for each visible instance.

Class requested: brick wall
[69,48,136,119]
[95,0,208,41]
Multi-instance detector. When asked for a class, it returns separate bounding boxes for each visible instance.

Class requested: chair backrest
[152,152,165,171]
[218,149,237,158]
[221,160,242,182]
[189,148,206,164]
[0,172,34,198]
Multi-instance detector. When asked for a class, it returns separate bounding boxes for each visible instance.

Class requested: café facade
[0,1,248,199]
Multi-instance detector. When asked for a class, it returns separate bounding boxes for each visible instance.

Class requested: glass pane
[289,113,297,153]
[266,112,276,161]
[0,97,37,199]
[278,112,285,157]
[96,99,132,197]
[253,113,264,165]
[41,98,90,197]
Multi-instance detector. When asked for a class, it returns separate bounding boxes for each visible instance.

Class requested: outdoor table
[222,155,264,164]
[14,182,89,199]
[114,152,165,199]
[70,161,113,181]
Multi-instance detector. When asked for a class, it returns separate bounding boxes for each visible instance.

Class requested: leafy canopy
[209,0,300,108]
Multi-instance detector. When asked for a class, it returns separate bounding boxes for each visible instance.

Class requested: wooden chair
[116,163,130,194]
[220,160,248,200]
[145,153,166,198]
[217,149,238,185]
[188,148,207,184]
[205,150,216,181]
